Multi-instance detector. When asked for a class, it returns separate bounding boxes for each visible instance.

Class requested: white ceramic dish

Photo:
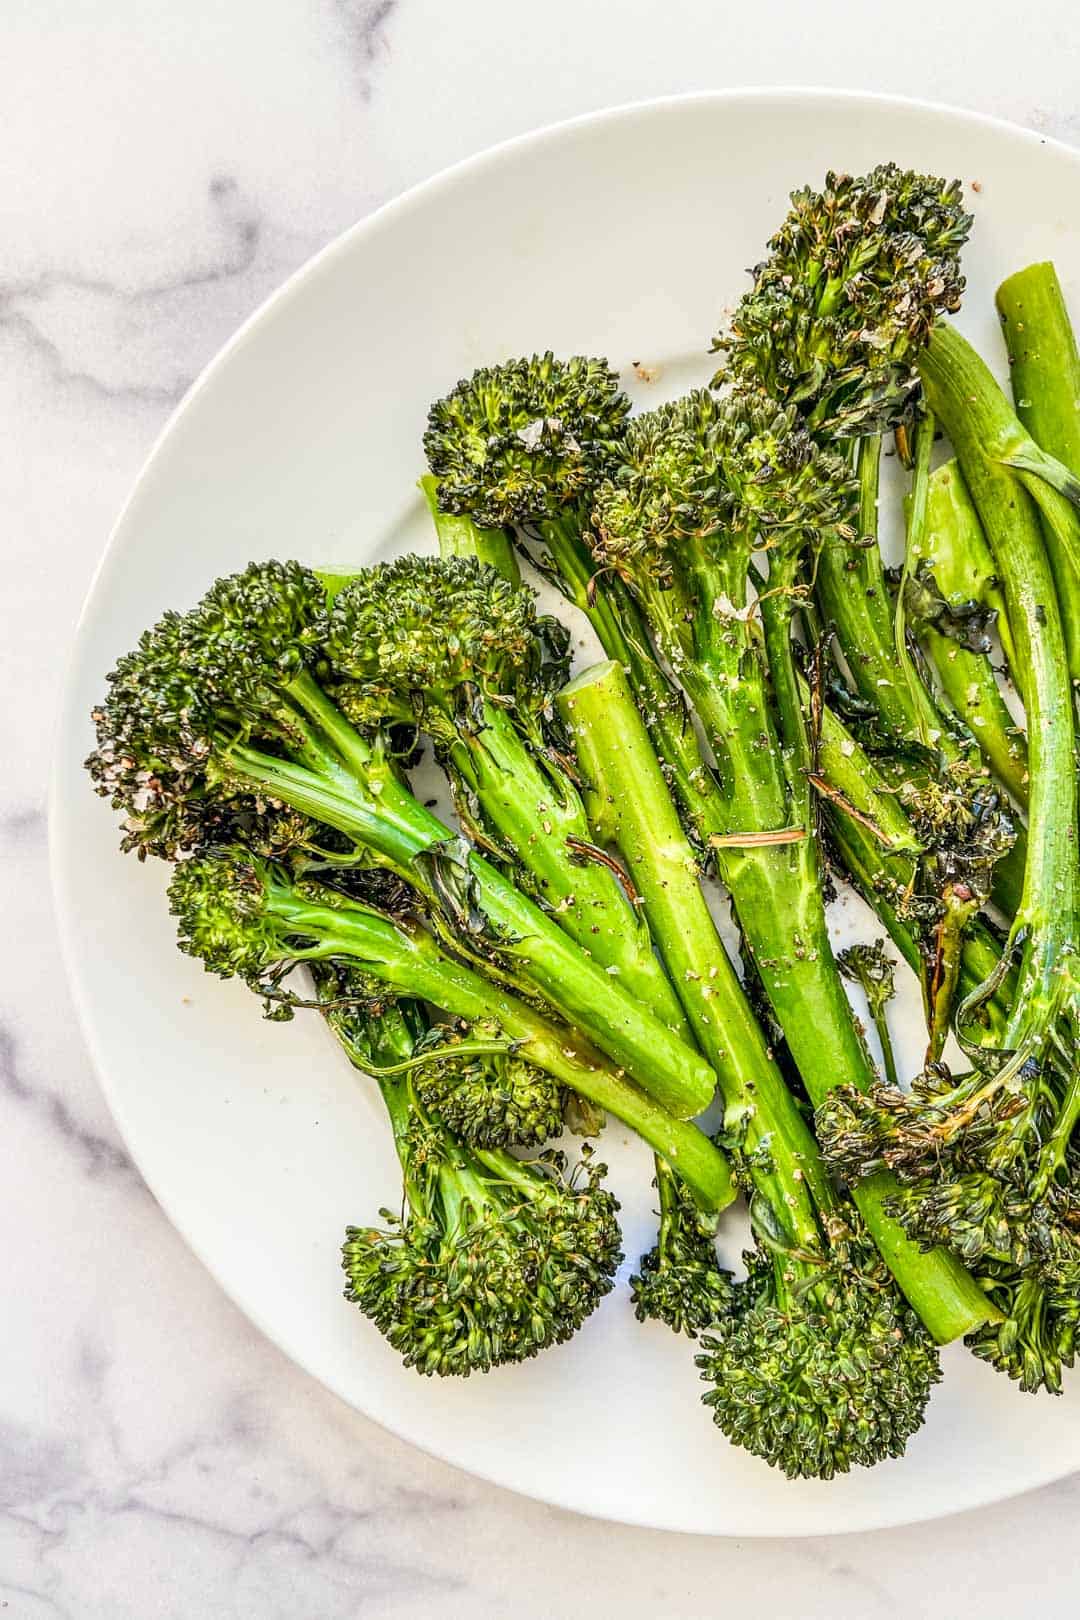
[51,89,1080,1536]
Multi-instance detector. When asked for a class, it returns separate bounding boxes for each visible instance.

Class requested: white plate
[51,89,1080,1536]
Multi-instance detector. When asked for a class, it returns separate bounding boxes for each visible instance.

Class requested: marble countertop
[6,3,1080,1613]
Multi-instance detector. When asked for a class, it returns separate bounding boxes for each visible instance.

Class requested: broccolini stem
[419,474,521,583]
[559,658,833,1244]
[422,483,695,1042]
[920,324,1080,1062]
[225,728,718,1118]
[748,591,1000,1338]
[996,262,1080,683]
[534,513,714,821]
[277,886,736,1209]
[895,410,937,751]
[814,436,943,747]
[443,704,692,1038]
[916,463,1029,806]
[868,996,900,1091]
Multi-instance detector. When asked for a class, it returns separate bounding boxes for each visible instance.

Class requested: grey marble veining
[6,1,1080,1613]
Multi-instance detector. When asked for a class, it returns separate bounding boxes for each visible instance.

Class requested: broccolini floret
[85,558,719,1121]
[317,983,622,1376]
[715,164,971,437]
[630,1157,734,1339]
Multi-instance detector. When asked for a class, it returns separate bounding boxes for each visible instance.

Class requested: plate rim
[48,85,1080,1536]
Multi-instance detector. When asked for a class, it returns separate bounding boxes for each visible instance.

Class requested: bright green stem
[920,323,1079,1059]
[815,437,944,747]
[446,699,691,1040]
[916,462,1029,806]
[895,410,937,750]
[227,709,717,1118]
[423,493,691,1041]
[273,886,734,1209]
[697,571,992,1338]
[746,582,999,1338]
[559,658,832,1245]
[867,998,900,1091]
[536,514,716,824]
[419,474,521,583]
[996,262,1080,681]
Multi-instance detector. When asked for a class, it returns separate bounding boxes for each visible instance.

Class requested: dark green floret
[321,552,569,742]
[316,985,621,1377]
[424,352,631,529]
[409,1023,567,1150]
[817,1056,1080,1393]
[341,1127,621,1377]
[696,1233,941,1480]
[630,1157,735,1338]
[715,164,971,436]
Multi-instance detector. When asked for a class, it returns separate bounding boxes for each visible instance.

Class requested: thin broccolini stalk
[558,659,945,1475]
[836,943,901,1090]
[894,409,939,750]
[919,324,1080,1075]
[168,850,734,1210]
[559,656,991,1346]
[418,475,521,583]
[816,436,948,746]
[909,460,1029,808]
[996,262,1080,685]
[419,470,696,1043]
[321,551,694,1047]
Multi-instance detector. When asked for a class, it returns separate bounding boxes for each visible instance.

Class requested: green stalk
[422,485,693,1041]
[920,324,1080,1064]
[442,703,690,1035]
[560,660,833,1224]
[270,883,734,1208]
[223,698,717,1118]
[533,513,716,824]
[815,435,944,746]
[559,658,993,1341]
[996,262,1080,682]
[914,461,1029,806]
[419,474,521,583]
[894,409,937,749]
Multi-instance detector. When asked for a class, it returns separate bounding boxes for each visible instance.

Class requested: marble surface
[6,2,1080,1612]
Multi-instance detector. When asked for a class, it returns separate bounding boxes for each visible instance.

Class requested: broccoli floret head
[169,848,282,983]
[86,560,326,859]
[630,1157,735,1337]
[424,353,631,528]
[716,164,972,436]
[837,939,897,1021]
[591,390,856,591]
[411,1022,567,1149]
[817,1059,1080,1394]
[696,1237,941,1478]
[320,553,569,732]
[967,1255,1079,1395]
[342,1135,622,1376]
